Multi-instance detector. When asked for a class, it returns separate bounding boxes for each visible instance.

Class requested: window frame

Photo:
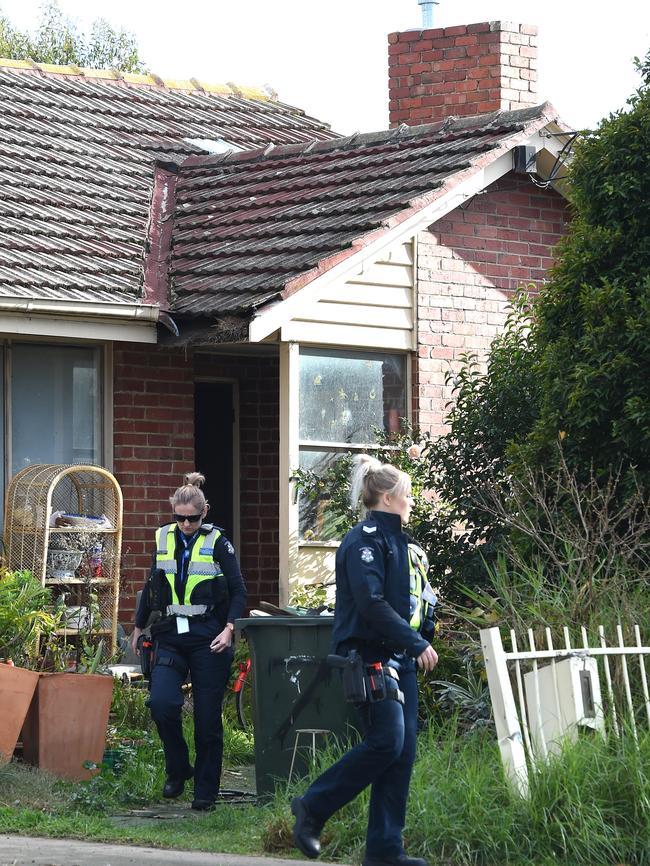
[297,346,411,546]
[2,337,109,491]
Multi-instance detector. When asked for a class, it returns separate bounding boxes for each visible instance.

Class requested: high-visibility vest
[408,542,437,633]
[155,523,224,606]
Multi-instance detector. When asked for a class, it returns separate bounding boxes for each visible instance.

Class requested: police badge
[360,546,374,563]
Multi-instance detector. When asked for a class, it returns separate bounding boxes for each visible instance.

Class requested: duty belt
[166,604,210,617]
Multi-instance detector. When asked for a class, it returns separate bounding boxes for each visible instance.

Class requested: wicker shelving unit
[4,464,123,657]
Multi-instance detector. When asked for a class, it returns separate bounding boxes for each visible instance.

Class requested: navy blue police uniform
[296,509,434,864]
[135,523,246,804]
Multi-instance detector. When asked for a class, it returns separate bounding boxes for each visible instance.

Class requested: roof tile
[0,62,336,303]
[169,106,557,317]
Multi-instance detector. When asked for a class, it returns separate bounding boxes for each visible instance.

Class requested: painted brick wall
[414,173,568,434]
[113,345,279,624]
[389,21,538,126]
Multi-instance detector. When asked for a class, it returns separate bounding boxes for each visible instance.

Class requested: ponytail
[349,454,410,513]
[170,471,208,512]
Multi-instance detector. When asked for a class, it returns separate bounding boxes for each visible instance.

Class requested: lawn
[2,707,649,866]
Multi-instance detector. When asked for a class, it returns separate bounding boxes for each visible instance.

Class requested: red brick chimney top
[388,21,538,127]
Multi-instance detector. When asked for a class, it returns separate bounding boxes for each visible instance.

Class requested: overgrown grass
[265,718,650,866]
[2,715,649,864]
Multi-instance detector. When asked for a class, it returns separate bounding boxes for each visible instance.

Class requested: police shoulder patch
[359,546,375,563]
[225,541,235,555]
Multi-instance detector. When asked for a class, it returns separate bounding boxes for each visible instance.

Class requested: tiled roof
[0,61,337,303]
[169,104,558,318]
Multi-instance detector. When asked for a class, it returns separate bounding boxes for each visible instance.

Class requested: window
[298,348,407,541]
[10,344,102,474]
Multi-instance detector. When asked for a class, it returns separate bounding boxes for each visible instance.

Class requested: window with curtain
[298,348,407,541]
[10,344,102,475]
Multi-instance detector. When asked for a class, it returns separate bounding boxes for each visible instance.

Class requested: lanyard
[179,531,198,583]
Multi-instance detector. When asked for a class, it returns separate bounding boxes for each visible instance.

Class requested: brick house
[0,21,571,621]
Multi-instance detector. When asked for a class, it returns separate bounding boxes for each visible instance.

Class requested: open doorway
[194,381,238,545]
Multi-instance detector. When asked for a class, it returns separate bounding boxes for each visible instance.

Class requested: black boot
[191,798,215,811]
[291,796,323,859]
[362,855,428,866]
[162,765,193,799]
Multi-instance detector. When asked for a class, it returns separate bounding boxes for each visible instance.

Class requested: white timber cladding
[280,241,416,592]
[280,240,416,350]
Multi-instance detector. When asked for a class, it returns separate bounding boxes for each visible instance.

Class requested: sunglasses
[173,513,203,523]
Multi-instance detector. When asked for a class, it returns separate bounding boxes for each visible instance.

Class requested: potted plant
[0,568,59,763]
[21,548,114,781]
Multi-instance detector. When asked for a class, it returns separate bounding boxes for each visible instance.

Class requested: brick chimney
[388,21,538,127]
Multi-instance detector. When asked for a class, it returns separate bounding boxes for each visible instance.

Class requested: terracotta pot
[22,672,113,780]
[0,663,39,763]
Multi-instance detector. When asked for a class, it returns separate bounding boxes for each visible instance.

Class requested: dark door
[194,381,235,541]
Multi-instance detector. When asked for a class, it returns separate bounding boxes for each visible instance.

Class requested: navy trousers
[301,664,418,860]
[148,618,233,801]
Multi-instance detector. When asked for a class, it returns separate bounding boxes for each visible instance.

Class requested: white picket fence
[480,624,650,796]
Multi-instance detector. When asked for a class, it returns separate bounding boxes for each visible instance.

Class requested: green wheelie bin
[235,615,357,797]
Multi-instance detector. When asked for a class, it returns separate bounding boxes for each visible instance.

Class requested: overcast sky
[2,0,649,134]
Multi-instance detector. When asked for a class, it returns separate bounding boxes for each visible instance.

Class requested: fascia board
[248,149,514,344]
[0,297,160,342]
[0,312,158,343]
[0,297,159,321]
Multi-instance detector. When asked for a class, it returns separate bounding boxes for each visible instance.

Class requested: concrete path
[0,835,348,866]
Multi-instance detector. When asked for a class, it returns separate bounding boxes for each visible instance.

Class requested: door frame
[194,377,240,553]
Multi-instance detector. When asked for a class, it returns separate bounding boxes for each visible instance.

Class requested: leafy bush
[0,569,61,667]
[293,422,432,540]
[516,52,650,483]
[420,292,540,594]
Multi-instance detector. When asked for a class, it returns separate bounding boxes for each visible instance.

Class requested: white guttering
[0,296,160,322]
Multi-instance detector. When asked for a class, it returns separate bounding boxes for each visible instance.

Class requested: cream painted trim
[0,313,157,343]
[291,302,413,329]
[411,234,419,352]
[281,321,414,350]
[249,150,514,343]
[279,342,300,606]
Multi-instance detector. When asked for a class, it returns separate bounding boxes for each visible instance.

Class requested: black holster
[137,633,155,681]
[328,651,404,705]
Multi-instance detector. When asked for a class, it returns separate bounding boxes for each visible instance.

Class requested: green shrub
[0,569,61,667]
[515,51,650,483]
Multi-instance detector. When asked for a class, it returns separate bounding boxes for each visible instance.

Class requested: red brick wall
[389,21,538,126]
[113,345,279,624]
[198,355,280,611]
[414,173,568,434]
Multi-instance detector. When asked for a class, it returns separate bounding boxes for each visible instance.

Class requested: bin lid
[235,615,333,632]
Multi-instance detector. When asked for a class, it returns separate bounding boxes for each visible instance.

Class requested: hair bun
[184,471,206,488]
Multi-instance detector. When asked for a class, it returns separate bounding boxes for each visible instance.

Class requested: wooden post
[480,627,529,797]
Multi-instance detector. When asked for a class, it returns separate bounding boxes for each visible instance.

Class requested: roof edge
[179,101,560,170]
[0,57,272,100]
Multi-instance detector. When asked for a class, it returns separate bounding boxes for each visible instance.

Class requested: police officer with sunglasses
[131,471,247,811]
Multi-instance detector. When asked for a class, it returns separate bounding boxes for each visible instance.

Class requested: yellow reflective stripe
[184,573,214,600]
[408,545,424,630]
[156,525,180,605]
[154,525,224,607]
[183,527,223,601]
